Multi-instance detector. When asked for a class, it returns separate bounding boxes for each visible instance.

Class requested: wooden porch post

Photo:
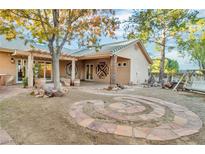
[110,54,117,86]
[28,53,34,87]
[71,59,75,85]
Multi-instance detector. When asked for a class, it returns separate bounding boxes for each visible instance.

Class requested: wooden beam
[78,52,112,60]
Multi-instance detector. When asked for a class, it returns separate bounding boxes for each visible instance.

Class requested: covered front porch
[11,50,77,87]
[7,50,131,87]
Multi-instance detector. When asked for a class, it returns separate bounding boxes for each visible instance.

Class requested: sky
[1,9,204,70]
[90,9,205,70]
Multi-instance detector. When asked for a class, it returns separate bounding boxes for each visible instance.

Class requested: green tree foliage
[124,9,198,83]
[0,10,119,90]
[177,18,205,71]
[151,58,179,75]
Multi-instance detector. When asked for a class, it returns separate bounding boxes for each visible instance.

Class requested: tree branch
[37,9,49,41]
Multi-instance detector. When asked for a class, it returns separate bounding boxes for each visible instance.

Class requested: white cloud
[115,10,133,21]
[198,9,205,18]
[114,10,133,38]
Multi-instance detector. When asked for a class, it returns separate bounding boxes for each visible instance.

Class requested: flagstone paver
[0,129,15,145]
[69,95,202,141]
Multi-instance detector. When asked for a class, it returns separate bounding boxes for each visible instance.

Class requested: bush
[22,77,28,88]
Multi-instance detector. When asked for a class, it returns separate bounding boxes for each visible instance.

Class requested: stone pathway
[69,95,202,141]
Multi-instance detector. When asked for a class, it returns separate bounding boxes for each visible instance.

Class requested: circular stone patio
[69,95,202,141]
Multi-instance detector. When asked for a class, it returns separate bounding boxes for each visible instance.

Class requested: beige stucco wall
[116,44,149,84]
[82,58,111,83]
[77,57,130,84]
[0,52,16,82]
[59,60,83,79]
[116,58,130,84]
[59,60,69,78]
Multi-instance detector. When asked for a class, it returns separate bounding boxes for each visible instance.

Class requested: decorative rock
[73,79,80,86]
[61,87,69,94]
[33,89,39,95]
[35,95,43,98]
[39,89,45,96]
[60,78,71,86]
[43,95,49,98]
[116,83,125,89]
[52,90,64,97]
[35,78,46,89]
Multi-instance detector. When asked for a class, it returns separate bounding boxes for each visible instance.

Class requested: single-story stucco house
[0,37,152,87]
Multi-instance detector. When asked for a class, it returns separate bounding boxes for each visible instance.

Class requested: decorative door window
[96,62,109,79]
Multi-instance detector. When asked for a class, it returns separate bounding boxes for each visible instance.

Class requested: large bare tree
[0,9,119,90]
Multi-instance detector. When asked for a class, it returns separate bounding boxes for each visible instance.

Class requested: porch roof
[11,50,76,61]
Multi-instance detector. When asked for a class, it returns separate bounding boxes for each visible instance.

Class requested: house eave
[136,41,153,64]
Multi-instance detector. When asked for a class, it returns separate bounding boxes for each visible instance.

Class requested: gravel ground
[0,86,205,145]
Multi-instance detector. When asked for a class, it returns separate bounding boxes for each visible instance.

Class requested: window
[35,61,52,81]
[118,63,121,66]
[123,62,127,66]
[45,62,52,80]
[38,62,45,78]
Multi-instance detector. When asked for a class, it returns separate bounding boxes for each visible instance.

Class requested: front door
[85,64,94,80]
[16,59,27,83]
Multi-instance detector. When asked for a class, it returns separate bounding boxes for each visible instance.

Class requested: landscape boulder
[60,78,71,86]
[32,82,68,98]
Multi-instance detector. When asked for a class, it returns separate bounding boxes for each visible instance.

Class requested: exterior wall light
[11,57,15,64]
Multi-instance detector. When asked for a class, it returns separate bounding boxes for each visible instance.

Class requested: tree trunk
[52,53,61,91]
[159,37,166,84]
[202,64,205,80]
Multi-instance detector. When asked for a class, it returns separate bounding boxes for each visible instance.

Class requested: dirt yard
[0,85,205,145]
